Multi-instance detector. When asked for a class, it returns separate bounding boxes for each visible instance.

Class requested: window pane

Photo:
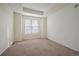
[25,29,31,34]
[25,20,31,34]
[25,26,31,34]
[32,29,38,33]
[24,19,39,34]
[32,26,39,30]
[25,20,31,26]
[25,26,31,29]
[32,20,39,26]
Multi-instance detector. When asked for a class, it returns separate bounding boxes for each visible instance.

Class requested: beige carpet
[1,39,79,56]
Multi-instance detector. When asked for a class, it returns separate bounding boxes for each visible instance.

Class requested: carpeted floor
[1,39,79,56]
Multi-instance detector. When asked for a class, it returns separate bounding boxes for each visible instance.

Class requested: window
[25,20,31,34]
[32,20,39,33]
[25,19,39,34]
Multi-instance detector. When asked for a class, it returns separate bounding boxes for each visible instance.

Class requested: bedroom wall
[0,4,13,55]
[40,17,47,38]
[47,4,79,52]
[13,12,22,41]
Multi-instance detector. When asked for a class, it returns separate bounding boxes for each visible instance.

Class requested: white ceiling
[22,3,54,12]
[22,3,71,13]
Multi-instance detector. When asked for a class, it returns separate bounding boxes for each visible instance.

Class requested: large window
[25,19,39,34]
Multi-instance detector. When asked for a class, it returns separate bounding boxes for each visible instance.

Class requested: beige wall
[40,17,47,38]
[0,4,13,55]
[0,3,23,55]
[13,12,22,41]
[6,3,23,13]
[47,4,79,52]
